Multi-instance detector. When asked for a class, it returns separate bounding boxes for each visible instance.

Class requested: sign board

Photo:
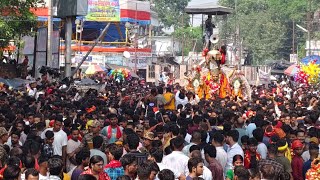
[105,53,124,66]
[86,0,120,22]
[125,52,151,69]
[290,54,298,63]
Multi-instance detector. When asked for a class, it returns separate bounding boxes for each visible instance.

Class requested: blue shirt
[303,159,312,179]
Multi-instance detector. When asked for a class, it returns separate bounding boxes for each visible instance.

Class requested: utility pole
[47,0,53,67]
[135,2,138,73]
[234,0,238,66]
[307,0,312,56]
[65,17,72,77]
[182,15,184,64]
[292,20,295,54]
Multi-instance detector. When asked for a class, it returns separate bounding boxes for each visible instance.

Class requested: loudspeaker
[53,0,88,18]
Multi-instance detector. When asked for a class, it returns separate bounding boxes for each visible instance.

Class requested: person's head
[78,174,97,180]
[148,147,163,163]
[204,144,216,162]
[233,154,244,167]
[211,131,224,146]
[157,87,164,95]
[267,144,278,159]
[120,154,138,175]
[45,130,54,145]
[38,155,48,170]
[48,158,63,177]
[108,114,118,127]
[226,130,239,145]
[247,138,258,154]
[22,155,35,169]
[166,87,172,93]
[276,139,288,155]
[248,168,260,180]
[137,160,159,180]
[89,155,104,173]
[172,136,185,151]
[191,130,202,144]
[90,120,101,134]
[92,136,103,149]
[27,114,35,125]
[25,168,39,180]
[3,165,21,180]
[107,144,123,161]
[0,127,9,143]
[309,143,319,159]
[125,133,140,151]
[70,127,80,141]
[296,130,306,143]
[252,128,264,143]
[158,169,175,180]
[53,117,63,132]
[143,132,155,148]
[234,165,250,180]
[15,121,25,132]
[9,148,23,160]
[6,156,21,167]
[187,157,204,177]
[241,135,249,151]
[260,164,275,180]
[291,139,304,156]
[76,148,91,166]
[10,131,20,145]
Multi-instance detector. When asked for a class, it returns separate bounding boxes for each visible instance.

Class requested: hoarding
[86,0,120,22]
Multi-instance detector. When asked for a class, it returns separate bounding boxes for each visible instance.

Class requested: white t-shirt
[162,151,189,178]
[200,166,213,180]
[39,173,49,180]
[41,128,68,156]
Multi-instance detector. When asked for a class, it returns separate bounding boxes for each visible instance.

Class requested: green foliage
[219,0,320,64]
[153,0,191,28]
[0,0,38,48]
[173,26,203,55]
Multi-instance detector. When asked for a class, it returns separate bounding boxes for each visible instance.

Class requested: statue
[230,70,252,101]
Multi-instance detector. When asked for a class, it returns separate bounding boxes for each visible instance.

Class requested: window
[148,65,155,78]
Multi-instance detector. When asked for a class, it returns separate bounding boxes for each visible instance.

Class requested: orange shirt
[163,92,175,110]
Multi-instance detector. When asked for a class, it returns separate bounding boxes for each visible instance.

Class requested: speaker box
[53,0,88,18]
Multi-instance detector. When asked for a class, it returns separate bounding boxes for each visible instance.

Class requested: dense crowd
[0,76,319,180]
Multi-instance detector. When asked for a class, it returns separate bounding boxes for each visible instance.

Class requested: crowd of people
[0,76,319,180]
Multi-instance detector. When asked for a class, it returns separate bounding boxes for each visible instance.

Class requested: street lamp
[296,24,311,56]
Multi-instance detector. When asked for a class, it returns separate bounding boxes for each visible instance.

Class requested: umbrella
[284,64,300,76]
[301,55,320,64]
[85,65,105,75]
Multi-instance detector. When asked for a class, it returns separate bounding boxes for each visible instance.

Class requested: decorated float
[185,47,251,100]
[184,3,251,100]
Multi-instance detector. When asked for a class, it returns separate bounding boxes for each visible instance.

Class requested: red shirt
[291,155,304,180]
[81,168,110,180]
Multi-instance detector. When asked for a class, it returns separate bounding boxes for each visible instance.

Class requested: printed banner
[86,0,120,22]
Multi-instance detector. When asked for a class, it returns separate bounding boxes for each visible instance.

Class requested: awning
[185,3,233,15]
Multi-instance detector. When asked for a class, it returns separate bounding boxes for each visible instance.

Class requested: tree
[173,26,203,56]
[153,0,191,28]
[219,0,320,64]
[0,0,39,48]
